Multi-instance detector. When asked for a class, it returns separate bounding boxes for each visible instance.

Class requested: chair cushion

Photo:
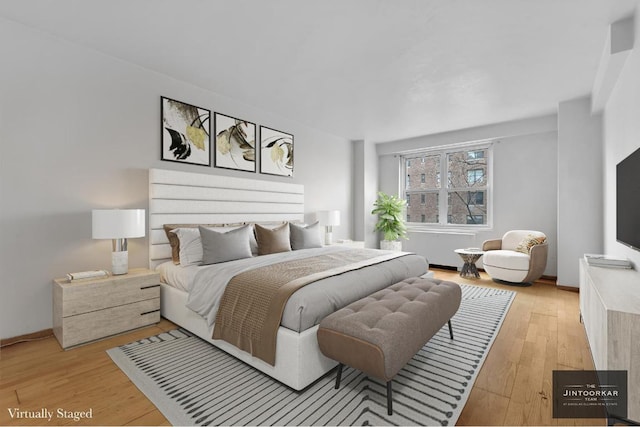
[483,249,530,271]
[501,230,545,251]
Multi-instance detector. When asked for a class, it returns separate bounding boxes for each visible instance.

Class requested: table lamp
[317,210,340,245]
[92,209,145,275]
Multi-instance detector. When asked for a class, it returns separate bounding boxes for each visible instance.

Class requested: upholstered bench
[317,276,462,415]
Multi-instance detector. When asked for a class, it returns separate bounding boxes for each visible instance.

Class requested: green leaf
[372,191,408,240]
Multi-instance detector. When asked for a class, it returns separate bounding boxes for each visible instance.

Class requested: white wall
[376,116,558,274]
[603,7,640,269]
[557,96,604,287]
[352,140,380,248]
[0,19,353,339]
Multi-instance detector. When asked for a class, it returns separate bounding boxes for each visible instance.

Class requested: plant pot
[380,240,402,252]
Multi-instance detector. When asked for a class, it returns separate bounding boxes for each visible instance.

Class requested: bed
[149,168,428,390]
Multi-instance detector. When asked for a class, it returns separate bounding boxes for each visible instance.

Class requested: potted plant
[371,191,408,251]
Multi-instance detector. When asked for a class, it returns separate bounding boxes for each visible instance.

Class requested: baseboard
[556,284,579,292]
[0,329,54,348]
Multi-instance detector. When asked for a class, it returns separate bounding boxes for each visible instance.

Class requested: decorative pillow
[515,234,547,254]
[255,223,292,255]
[164,223,258,264]
[163,224,185,264]
[199,225,253,265]
[290,222,322,250]
[171,228,203,266]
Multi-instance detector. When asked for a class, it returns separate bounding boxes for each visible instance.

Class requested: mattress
[157,246,428,333]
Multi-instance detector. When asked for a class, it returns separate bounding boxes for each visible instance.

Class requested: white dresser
[578,258,640,422]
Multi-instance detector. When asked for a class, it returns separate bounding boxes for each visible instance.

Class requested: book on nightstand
[583,254,632,269]
[66,270,109,281]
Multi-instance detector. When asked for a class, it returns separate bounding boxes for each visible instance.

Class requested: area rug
[107,284,514,426]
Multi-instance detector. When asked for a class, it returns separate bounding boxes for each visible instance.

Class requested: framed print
[260,126,294,177]
[161,96,211,166]
[214,113,256,172]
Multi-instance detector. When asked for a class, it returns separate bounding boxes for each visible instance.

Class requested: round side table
[454,248,485,279]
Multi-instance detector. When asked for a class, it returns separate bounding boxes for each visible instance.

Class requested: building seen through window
[402,144,491,225]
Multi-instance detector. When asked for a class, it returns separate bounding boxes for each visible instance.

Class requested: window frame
[400,141,493,231]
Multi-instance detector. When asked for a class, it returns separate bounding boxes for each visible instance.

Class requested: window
[402,143,491,227]
[468,191,484,206]
[467,169,484,185]
[467,215,484,224]
[468,150,485,160]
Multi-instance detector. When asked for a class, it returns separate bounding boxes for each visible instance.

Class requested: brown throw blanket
[212,249,408,365]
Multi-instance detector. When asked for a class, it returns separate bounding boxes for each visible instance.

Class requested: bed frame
[148,168,336,390]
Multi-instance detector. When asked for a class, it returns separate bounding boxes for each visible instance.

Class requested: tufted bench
[317,276,462,415]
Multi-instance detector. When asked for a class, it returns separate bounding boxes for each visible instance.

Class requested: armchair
[482,230,548,284]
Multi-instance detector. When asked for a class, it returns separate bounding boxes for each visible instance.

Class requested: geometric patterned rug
[107,284,515,426]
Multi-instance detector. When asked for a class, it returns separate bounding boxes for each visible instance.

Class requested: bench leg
[448,320,454,339]
[335,363,343,389]
[387,380,393,415]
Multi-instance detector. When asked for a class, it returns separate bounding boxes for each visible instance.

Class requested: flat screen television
[617,146,640,251]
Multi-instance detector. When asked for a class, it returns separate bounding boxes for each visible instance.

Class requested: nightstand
[52,268,160,349]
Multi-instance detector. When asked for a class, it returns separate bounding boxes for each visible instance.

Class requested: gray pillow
[255,223,292,255]
[199,225,253,264]
[290,222,323,250]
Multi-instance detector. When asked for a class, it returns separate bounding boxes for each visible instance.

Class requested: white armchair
[482,230,548,284]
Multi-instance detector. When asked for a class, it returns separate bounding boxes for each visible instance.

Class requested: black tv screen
[617,146,640,251]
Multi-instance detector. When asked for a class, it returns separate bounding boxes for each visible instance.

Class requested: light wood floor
[0,269,603,426]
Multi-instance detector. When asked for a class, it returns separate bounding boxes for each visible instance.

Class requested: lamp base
[112,250,129,275]
[324,231,333,245]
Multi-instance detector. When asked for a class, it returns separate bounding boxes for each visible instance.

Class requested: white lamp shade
[316,210,341,227]
[92,209,145,239]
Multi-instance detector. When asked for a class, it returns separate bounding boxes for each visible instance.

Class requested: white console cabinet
[579,258,640,422]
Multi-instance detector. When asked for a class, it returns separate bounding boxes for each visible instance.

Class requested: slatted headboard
[148,168,304,269]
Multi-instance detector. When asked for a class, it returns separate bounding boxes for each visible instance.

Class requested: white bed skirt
[160,284,338,391]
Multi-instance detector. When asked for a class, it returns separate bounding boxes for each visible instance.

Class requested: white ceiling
[0,0,637,142]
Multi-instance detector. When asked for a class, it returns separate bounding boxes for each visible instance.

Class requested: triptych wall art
[161,96,294,177]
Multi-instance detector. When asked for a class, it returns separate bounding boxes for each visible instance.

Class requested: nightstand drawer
[60,298,160,348]
[61,271,160,316]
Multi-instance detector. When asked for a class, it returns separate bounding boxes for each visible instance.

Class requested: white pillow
[171,225,257,266]
[171,228,203,266]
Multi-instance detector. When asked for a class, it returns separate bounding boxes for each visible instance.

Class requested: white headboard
[149,168,304,269]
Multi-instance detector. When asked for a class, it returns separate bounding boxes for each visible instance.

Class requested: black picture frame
[214,112,257,172]
[161,96,211,167]
[260,126,294,177]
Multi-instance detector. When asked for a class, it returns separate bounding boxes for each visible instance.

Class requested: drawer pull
[140,284,160,290]
[140,309,160,316]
